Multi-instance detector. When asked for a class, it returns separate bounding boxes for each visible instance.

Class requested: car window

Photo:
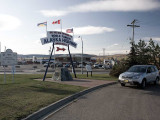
[128,66,147,72]
[147,67,151,73]
[151,67,156,72]
[154,66,158,71]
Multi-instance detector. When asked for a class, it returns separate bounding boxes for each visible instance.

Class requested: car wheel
[121,83,125,86]
[154,77,159,85]
[141,80,146,89]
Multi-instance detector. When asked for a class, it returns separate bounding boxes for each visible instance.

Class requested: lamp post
[79,36,83,74]
[0,42,2,66]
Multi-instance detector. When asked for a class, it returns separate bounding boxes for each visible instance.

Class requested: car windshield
[127,66,147,73]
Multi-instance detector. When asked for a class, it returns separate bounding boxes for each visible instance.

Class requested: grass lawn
[72,73,118,81]
[0,74,85,120]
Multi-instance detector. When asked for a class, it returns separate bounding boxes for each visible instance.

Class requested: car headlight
[119,74,123,79]
[132,75,140,79]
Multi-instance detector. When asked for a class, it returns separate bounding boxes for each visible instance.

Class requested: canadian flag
[52,20,60,24]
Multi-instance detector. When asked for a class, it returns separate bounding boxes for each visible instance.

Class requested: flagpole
[72,28,74,73]
[73,28,74,41]
[61,19,62,43]
[46,21,47,37]
[54,47,56,71]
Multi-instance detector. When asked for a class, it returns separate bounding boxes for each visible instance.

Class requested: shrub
[109,62,129,77]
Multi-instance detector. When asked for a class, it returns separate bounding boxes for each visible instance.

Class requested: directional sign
[56,47,66,51]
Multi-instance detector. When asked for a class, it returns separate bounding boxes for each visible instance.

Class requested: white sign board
[47,31,73,42]
[40,31,77,48]
[1,49,17,66]
[41,37,68,46]
[86,65,92,72]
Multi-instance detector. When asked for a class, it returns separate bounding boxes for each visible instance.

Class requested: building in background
[17,54,96,65]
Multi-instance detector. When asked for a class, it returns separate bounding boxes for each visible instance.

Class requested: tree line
[110,38,160,77]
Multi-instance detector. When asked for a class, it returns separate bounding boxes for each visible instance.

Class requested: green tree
[110,38,160,77]
[109,59,129,77]
[135,39,150,64]
[148,38,160,67]
[126,40,138,67]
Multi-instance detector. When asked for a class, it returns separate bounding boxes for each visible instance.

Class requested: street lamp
[78,36,83,74]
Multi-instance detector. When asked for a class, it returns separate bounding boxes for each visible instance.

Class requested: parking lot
[0,64,110,74]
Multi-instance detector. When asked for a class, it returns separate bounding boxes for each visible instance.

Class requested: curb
[23,81,117,120]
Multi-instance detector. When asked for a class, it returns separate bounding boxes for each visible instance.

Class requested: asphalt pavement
[45,83,160,120]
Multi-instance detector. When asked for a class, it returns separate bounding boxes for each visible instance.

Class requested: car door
[146,67,152,82]
[151,66,157,81]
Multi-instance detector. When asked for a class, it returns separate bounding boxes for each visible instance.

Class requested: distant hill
[18,54,50,58]
[96,54,127,60]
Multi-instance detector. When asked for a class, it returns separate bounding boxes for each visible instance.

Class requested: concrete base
[52,68,73,81]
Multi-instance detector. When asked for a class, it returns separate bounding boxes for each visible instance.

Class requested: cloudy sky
[0,0,160,55]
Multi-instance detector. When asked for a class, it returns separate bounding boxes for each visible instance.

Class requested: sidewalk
[36,78,115,88]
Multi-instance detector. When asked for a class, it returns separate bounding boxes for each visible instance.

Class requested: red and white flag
[52,20,60,24]
[66,28,73,33]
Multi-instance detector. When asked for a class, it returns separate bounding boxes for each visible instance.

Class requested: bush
[109,62,129,77]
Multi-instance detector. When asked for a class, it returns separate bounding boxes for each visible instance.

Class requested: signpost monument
[41,31,77,81]
[1,49,17,83]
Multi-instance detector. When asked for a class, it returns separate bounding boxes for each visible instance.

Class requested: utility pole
[4,46,6,52]
[81,37,83,74]
[78,36,83,74]
[127,19,140,44]
[103,48,105,63]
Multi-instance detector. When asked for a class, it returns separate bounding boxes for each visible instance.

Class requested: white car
[78,64,85,68]
[118,65,159,88]
[98,64,104,69]
[93,64,99,68]
[43,62,50,67]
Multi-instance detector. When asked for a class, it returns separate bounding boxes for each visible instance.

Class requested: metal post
[81,37,83,74]
[68,45,76,78]
[0,42,2,66]
[54,47,56,72]
[12,71,14,83]
[4,66,6,84]
[12,65,15,83]
[43,42,54,81]
[133,24,135,43]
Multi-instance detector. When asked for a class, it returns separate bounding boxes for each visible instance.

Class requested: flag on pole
[37,22,47,27]
[66,28,73,33]
[52,20,60,24]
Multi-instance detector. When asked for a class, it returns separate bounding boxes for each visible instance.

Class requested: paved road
[46,84,160,120]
